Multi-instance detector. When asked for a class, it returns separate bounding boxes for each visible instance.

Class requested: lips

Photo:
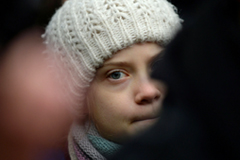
[132,115,159,123]
[131,104,161,123]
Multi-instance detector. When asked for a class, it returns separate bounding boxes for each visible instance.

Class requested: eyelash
[107,69,128,81]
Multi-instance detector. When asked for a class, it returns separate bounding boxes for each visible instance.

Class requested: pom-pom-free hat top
[43,0,182,111]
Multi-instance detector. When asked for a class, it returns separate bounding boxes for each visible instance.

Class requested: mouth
[132,116,159,123]
[130,117,160,132]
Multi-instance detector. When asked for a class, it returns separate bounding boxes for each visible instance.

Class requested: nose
[135,79,161,105]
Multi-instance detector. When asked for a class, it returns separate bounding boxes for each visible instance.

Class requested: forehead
[104,42,163,64]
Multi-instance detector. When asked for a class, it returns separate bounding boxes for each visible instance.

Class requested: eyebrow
[101,49,164,68]
[102,61,132,68]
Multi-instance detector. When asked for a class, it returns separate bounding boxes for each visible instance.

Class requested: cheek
[88,86,133,121]
[87,86,134,137]
[87,79,151,143]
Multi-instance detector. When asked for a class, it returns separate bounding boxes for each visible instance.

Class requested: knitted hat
[43,0,182,114]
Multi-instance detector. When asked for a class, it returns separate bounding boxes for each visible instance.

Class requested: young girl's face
[86,42,165,143]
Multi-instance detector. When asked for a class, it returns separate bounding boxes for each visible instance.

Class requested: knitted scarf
[68,122,121,160]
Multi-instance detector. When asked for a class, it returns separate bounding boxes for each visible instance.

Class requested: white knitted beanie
[43,0,182,114]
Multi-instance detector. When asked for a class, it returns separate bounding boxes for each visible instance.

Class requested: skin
[86,42,165,144]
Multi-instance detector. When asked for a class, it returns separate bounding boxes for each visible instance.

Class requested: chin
[131,118,159,135]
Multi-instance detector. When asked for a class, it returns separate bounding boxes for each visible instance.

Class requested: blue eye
[109,71,126,79]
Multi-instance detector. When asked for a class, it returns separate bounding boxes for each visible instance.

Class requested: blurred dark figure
[0,0,62,50]
[169,0,207,22]
[0,0,75,160]
[111,0,240,159]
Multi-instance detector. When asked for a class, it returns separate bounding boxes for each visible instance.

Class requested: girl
[43,0,182,159]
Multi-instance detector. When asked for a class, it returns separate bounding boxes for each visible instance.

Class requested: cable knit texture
[68,122,121,160]
[87,133,121,158]
[43,0,182,113]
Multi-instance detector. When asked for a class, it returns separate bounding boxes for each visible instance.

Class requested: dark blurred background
[0,0,62,52]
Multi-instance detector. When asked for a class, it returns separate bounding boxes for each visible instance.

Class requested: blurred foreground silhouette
[0,1,76,159]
